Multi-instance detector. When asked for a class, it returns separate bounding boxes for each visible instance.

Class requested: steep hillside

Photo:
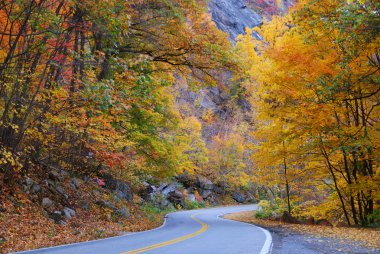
[0,0,261,252]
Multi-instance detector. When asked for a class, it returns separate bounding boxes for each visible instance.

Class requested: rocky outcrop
[176,173,197,188]
[233,190,257,203]
[199,189,213,199]
[63,207,76,220]
[42,197,54,208]
[168,190,184,207]
[139,182,156,200]
[69,178,81,189]
[159,183,176,197]
[48,170,62,181]
[233,192,246,203]
[139,176,257,209]
[208,0,262,41]
[198,176,213,190]
[101,173,133,202]
[23,177,41,194]
[96,200,130,219]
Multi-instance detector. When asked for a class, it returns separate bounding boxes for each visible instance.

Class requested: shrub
[186,201,205,210]
[141,203,175,218]
[368,208,380,227]
[255,199,285,219]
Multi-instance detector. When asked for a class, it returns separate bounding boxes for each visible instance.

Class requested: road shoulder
[224,211,380,254]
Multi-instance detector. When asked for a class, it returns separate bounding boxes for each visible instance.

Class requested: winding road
[17,205,272,254]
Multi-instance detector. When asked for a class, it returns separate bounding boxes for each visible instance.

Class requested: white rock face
[208,0,262,41]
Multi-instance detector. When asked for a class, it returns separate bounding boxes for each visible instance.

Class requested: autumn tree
[0,0,237,185]
[237,0,379,225]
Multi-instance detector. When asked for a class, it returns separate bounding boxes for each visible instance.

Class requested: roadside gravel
[224,211,380,254]
[269,225,379,254]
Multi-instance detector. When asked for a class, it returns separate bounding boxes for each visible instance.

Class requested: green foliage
[0,0,236,185]
[255,199,286,219]
[368,208,380,227]
[141,203,176,217]
[255,200,273,219]
[185,201,205,210]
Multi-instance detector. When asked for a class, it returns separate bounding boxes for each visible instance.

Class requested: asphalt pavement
[16,205,272,254]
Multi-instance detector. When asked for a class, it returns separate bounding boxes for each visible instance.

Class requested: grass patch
[185,201,205,210]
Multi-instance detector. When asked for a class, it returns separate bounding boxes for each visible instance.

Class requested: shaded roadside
[269,225,379,254]
[224,211,380,254]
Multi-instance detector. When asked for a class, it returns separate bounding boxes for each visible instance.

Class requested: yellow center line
[121,214,209,254]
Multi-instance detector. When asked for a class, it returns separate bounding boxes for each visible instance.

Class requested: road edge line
[257,226,273,254]
[218,210,273,254]
[13,212,174,254]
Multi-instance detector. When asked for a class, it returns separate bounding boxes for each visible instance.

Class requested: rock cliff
[208,0,262,41]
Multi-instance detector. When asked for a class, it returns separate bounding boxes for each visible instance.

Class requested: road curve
[16,205,272,254]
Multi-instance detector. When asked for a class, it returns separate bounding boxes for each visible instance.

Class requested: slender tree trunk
[283,156,291,214]
[320,143,351,225]
[342,149,358,224]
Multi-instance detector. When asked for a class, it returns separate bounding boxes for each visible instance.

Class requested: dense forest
[239,0,379,226]
[0,0,379,252]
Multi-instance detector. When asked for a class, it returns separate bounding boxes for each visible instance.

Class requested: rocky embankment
[139,174,257,209]
[13,169,257,227]
[21,170,133,225]
[2,166,258,253]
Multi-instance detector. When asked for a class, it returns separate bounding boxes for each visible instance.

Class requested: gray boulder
[176,173,197,188]
[92,189,101,197]
[96,200,118,211]
[79,200,89,210]
[208,194,218,205]
[199,189,212,199]
[23,177,41,194]
[244,192,257,203]
[213,185,224,194]
[48,170,62,181]
[55,185,68,199]
[96,200,130,219]
[159,183,176,196]
[101,174,133,202]
[24,177,34,189]
[45,179,68,199]
[69,178,81,189]
[233,192,245,203]
[42,198,54,208]
[160,198,170,208]
[168,190,184,207]
[63,207,76,220]
[115,207,130,218]
[115,182,133,202]
[59,169,69,177]
[187,194,196,202]
[139,182,155,200]
[50,210,63,223]
[200,92,217,110]
[31,183,41,193]
[198,177,213,190]
[150,193,170,209]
